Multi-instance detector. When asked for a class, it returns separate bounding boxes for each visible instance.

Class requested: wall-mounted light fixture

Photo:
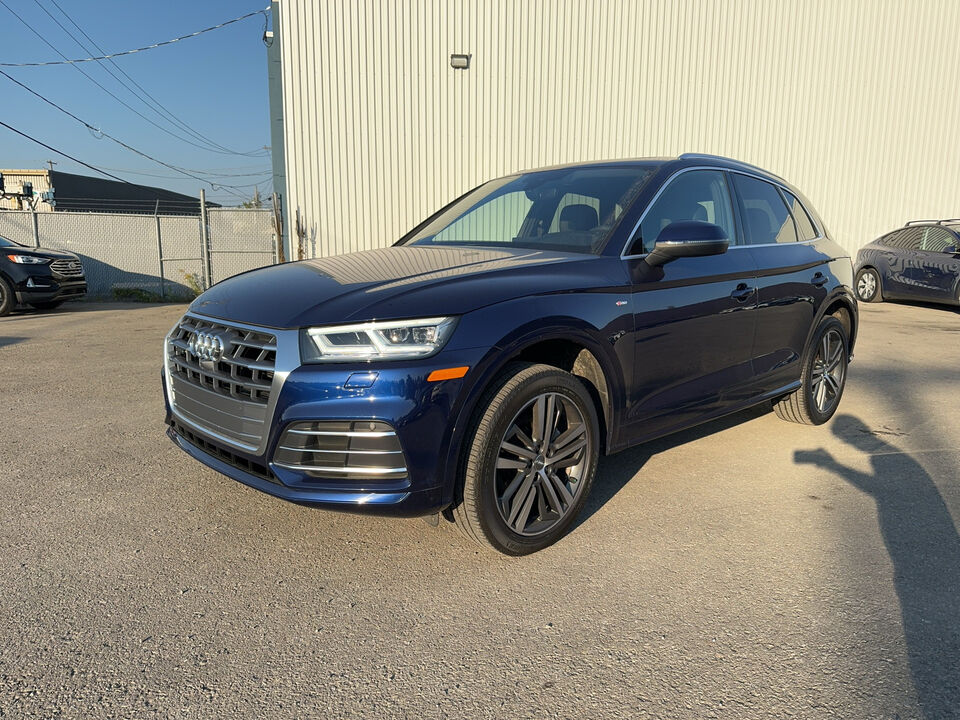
[450,53,471,70]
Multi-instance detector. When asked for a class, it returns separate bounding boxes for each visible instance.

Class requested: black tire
[855,267,882,303]
[29,300,63,311]
[452,362,600,555]
[0,276,14,317]
[773,316,849,425]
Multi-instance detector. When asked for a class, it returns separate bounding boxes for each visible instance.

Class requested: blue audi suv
[163,154,857,554]
[854,220,960,307]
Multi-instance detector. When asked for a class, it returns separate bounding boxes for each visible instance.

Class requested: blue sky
[0,1,272,205]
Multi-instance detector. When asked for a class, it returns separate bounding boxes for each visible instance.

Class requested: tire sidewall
[803,317,849,425]
[469,369,600,555]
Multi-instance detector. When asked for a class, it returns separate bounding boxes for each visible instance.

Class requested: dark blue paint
[856,226,960,306]
[166,156,859,516]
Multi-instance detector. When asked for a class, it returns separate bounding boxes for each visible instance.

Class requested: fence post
[31,206,40,248]
[154,200,166,300]
[199,188,212,289]
[271,192,284,264]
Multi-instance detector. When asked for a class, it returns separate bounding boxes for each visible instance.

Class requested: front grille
[273,421,408,483]
[50,259,84,278]
[166,315,278,449]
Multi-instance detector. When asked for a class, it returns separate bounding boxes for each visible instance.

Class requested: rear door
[917,227,960,301]
[622,169,759,439]
[729,174,830,396]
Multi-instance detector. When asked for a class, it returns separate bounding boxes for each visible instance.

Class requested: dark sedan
[854,220,960,307]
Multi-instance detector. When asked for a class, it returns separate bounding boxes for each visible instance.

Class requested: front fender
[436,291,633,507]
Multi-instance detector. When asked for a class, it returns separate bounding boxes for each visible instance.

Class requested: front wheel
[0,276,14,317]
[855,267,882,303]
[452,363,600,555]
[773,316,849,425]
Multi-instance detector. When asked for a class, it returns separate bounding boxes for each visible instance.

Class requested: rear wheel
[0,276,14,317]
[452,363,600,555]
[773,316,848,425]
[855,267,882,303]
[29,300,63,311]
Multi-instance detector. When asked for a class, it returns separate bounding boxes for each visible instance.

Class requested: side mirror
[644,221,730,268]
[944,245,959,255]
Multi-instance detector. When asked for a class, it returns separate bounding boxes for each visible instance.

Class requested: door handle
[730,283,755,302]
[811,272,829,287]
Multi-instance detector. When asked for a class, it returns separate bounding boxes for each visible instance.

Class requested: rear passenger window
[782,190,818,240]
[732,175,798,245]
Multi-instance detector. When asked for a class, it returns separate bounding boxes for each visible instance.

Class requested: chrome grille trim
[164,312,299,454]
[286,429,396,437]
[50,259,84,277]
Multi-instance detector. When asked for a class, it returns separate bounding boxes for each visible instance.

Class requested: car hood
[4,246,79,261]
[189,245,611,328]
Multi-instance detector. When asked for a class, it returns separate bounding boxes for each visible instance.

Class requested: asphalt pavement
[1,300,958,719]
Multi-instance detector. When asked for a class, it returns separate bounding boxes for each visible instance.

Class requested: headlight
[300,316,458,363]
[6,254,51,265]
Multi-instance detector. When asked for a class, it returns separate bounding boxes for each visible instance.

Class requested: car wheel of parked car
[773,317,848,426]
[0,276,14,317]
[855,267,882,303]
[29,301,63,311]
[453,363,600,555]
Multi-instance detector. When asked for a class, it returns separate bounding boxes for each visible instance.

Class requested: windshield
[0,235,24,248]
[402,163,659,254]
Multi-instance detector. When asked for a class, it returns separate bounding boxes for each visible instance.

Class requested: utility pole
[46,160,57,172]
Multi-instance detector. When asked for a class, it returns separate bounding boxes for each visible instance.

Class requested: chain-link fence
[0,205,279,300]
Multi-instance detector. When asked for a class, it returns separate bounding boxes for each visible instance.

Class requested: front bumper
[163,347,487,516]
[15,276,86,304]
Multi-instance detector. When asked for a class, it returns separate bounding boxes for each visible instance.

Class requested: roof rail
[677,153,784,180]
[905,218,960,226]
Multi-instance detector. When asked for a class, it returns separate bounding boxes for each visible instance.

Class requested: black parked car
[164,153,858,555]
[0,235,86,316]
[854,220,960,306]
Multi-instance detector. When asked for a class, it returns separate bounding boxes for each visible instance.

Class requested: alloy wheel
[811,328,846,413]
[494,392,591,537]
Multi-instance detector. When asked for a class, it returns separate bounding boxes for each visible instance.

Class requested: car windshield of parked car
[402,164,659,254]
[0,235,24,248]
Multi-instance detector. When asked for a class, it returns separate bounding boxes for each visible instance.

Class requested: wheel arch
[438,324,625,509]
[815,289,859,358]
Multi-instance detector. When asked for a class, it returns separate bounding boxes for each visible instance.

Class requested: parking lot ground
[1,300,958,719]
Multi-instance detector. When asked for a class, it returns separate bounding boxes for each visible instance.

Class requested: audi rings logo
[189,331,226,363]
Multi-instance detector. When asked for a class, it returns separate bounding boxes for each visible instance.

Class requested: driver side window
[634,170,737,254]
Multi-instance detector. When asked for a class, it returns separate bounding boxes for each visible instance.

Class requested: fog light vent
[273,420,407,482]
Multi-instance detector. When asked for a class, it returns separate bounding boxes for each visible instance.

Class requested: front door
[622,169,758,441]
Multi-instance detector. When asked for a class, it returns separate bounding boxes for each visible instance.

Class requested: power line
[0,0,269,157]
[0,69,248,199]
[97,166,272,179]
[0,119,132,184]
[0,6,270,67]
[41,0,270,158]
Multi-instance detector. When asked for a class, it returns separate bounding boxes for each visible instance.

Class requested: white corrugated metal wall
[274,0,960,259]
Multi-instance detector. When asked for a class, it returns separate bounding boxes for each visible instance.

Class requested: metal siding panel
[276,0,960,259]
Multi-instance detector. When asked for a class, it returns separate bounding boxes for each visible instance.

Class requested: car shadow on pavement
[795,414,960,719]
[0,335,27,348]
[577,404,772,526]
